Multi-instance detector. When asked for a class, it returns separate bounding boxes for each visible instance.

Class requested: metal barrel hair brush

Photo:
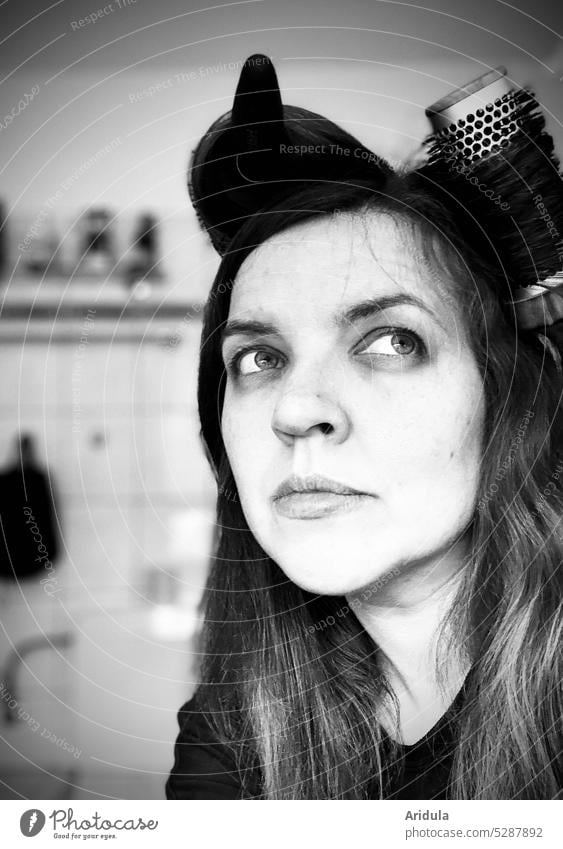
[417,66,563,354]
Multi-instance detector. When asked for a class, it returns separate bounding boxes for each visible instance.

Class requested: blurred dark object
[0,433,60,582]
[123,213,162,287]
[77,208,115,276]
[23,220,61,276]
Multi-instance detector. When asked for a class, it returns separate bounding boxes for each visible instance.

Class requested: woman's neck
[345,535,471,698]
[345,541,472,744]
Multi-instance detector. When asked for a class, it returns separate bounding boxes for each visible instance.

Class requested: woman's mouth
[272,491,373,520]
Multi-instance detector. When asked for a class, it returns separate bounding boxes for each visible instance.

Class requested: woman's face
[219,212,486,596]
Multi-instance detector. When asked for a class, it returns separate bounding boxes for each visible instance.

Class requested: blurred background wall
[0,0,561,799]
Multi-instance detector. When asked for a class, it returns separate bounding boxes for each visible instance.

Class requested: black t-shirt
[165,688,465,800]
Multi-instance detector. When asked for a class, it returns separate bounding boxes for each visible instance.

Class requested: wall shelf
[0,276,205,343]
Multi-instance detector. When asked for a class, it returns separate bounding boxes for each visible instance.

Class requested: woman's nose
[271,387,351,446]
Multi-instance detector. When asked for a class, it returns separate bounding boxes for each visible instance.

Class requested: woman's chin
[265,543,398,597]
[276,565,392,598]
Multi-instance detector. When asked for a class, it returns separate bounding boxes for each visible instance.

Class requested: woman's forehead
[238,211,402,272]
[230,212,461,323]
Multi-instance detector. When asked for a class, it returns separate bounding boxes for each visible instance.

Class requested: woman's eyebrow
[221,294,445,344]
[221,318,279,344]
[338,294,446,331]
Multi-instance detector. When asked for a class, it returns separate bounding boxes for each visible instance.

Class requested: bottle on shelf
[122,212,162,287]
[76,208,115,277]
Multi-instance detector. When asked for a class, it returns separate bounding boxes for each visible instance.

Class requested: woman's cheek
[221,396,268,487]
[374,396,481,484]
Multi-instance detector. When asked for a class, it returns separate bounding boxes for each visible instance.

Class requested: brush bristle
[418,88,563,295]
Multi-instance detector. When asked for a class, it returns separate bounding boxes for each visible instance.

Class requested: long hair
[192,170,562,799]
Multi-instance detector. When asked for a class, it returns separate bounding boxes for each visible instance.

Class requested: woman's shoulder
[165,693,248,800]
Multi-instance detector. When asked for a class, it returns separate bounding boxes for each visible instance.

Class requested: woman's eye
[226,328,424,377]
[359,328,423,358]
[230,348,283,376]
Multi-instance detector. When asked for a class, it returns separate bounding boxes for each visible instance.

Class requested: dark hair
[192,169,562,799]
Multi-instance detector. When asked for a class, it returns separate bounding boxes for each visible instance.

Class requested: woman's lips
[272,491,374,519]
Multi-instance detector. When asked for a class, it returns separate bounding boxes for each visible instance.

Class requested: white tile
[70,608,199,770]
[130,323,201,413]
[0,344,58,410]
[56,344,135,411]
[132,409,216,500]
[50,418,138,498]
[53,506,135,599]
[126,502,214,567]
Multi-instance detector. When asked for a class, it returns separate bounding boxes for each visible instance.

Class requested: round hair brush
[417,67,563,354]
